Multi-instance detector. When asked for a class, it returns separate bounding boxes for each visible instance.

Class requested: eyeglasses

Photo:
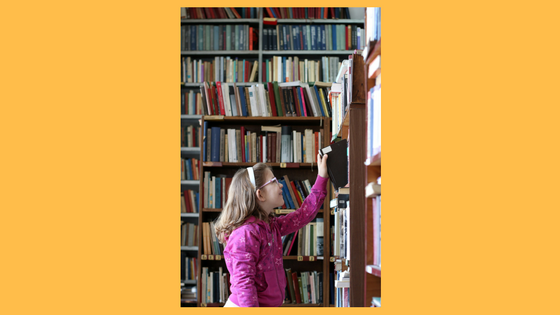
[256,177,279,191]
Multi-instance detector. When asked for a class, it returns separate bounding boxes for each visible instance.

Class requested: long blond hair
[214,163,272,244]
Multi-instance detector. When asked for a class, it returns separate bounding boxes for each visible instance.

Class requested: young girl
[214,154,329,307]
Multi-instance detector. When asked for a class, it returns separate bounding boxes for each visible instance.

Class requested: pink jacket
[223,175,328,307]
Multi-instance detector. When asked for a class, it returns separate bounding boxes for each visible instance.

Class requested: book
[319,139,348,189]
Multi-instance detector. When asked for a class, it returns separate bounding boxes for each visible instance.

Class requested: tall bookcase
[180,7,365,307]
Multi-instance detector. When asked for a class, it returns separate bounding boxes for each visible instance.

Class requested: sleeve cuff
[314,174,329,191]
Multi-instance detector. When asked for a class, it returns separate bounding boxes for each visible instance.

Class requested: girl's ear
[255,189,266,202]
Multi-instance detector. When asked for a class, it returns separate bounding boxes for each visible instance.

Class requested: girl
[214,154,329,307]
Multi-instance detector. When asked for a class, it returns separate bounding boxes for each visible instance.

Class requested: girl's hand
[317,153,328,178]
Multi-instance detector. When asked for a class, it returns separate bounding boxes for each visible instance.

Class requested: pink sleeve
[275,175,328,236]
[225,226,260,307]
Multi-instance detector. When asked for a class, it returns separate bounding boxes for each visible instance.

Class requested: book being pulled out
[319,139,348,189]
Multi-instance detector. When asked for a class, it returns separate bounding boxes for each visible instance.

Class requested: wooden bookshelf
[362,8,381,307]
[181,7,366,307]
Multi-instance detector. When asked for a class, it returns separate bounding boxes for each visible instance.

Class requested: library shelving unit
[197,115,333,307]
[180,7,365,307]
[330,51,368,306]
[363,37,381,305]
[181,115,201,307]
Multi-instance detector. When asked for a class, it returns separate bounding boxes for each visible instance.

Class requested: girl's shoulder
[230,216,266,237]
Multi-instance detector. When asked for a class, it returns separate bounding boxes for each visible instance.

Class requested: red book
[230,7,242,19]
[288,230,298,255]
[245,60,250,82]
[273,8,282,19]
[330,8,335,19]
[262,61,266,83]
[291,270,302,304]
[324,7,328,19]
[183,190,192,213]
[225,177,232,203]
[215,82,226,115]
[246,8,250,19]
[265,8,275,18]
[249,27,253,51]
[291,181,303,205]
[299,87,308,117]
[240,126,246,162]
[267,82,278,116]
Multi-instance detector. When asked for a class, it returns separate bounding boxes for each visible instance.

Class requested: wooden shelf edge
[366,265,381,277]
[364,152,381,166]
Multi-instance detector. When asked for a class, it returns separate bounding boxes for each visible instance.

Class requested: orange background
[1,0,560,314]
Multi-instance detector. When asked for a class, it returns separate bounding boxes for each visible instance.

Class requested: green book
[226,25,231,51]
[273,81,283,116]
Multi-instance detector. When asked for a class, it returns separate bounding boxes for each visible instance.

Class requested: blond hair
[214,163,272,244]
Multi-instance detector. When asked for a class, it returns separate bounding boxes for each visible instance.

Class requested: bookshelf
[181,7,366,307]
[363,38,381,306]
[197,115,333,307]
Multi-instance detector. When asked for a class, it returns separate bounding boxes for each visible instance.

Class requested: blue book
[332,25,337,50]
[238,86,248,116]
[195,192,199,213]
[186,158,193,180]
[311,25,317,51]
[282,25,288,50]
[216,176,221,209]
[313,85,325,116]
[202,121,208,162]
[210,126,221,162]
[280,180,294,209]
[282,56,287,82]
[190,25,197,51]
[296,87,305,116]
[302,25,308,50]
[281,184,290,208]
[316,25,321,51]
[269,7,277,18]
[321,25,326,50]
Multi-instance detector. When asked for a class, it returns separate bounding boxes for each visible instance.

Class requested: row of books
[281,218,324,257]
[197,81,333,117]
[180,25,258,52]
[330,59,353,137]
[262,56,340,84]
[181,56,341,84]
[283,269,323,305]
[367,84,381,159]
[181,91,203,115]
[181,285,197,303]
[277,177,315,210]
[180,125,200,148]
[183,257,198,281]
[202,221,223,256]
[366,7,381,43]
[332,195,350,259]
[181,158,200,181]
[203,172,231,210]
[181,7,260,20]
[204,126,322,164]
[334,269,350,307]
[181,57,258,84]
[181,222,198,247]
[262,24,365,51]
[265,7,356,20]
[181,190,199,213]
[201,267,230,305]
